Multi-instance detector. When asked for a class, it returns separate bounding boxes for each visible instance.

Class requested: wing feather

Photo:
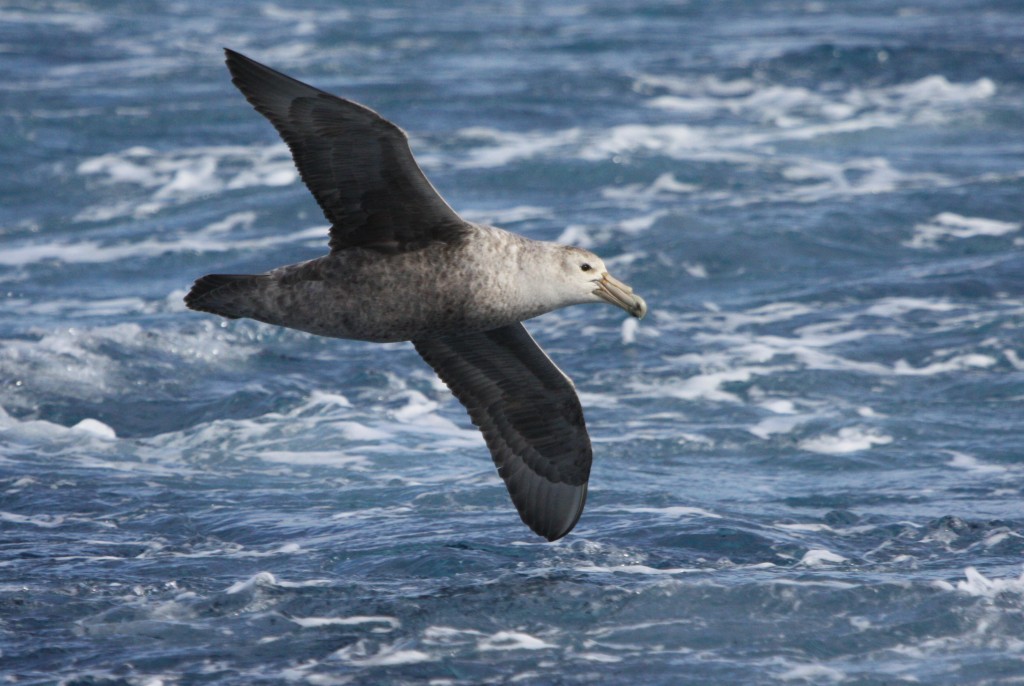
[413,323,592,541]
[224,49,469,251]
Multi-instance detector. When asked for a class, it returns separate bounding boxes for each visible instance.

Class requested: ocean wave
[74,144,297,222]
[905,212,1022,249]
[0,222,327,267]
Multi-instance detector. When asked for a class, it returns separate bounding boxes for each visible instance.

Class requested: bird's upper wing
[413,323,592,541]
[224,49,470,252]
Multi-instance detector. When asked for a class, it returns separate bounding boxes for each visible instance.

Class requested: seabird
[185,50,647,541]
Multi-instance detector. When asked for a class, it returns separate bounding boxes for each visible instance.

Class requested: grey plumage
[186,50,646,541]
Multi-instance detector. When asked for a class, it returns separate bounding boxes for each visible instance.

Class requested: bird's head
[556,246,647,319]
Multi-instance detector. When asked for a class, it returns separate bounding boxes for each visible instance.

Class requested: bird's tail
[184,273,265,320]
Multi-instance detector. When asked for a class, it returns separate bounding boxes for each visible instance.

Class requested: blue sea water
[2,0,1024,683]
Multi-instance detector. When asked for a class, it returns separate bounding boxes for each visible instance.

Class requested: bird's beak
[593,272,647,319]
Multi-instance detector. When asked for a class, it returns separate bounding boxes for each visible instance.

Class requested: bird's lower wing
[413,323,592,541]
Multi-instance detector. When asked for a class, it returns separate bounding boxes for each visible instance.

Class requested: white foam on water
[682,263,707,278]
[225,572,331,595]
[203,211,258,235]
[423,626,481,639]
[621,317,638,345]
[21,296,154,319]
[891,75,996,106]
[257,452,370,469]
[631,366,778,404]
[1004,349,1024,371]
[692,329,892,377]
[390,391,442,424]
[330,506,414,521]
[618,506,722,519]
[289,615,400,630]
[952,567,1024,599]
[635,73,755,97]
[749,415,810,439]
[0,511,66,528]
[775,522,833,533]
[453,126,581,168]
[573,391,621,411]
[946,451,1007,474]
[70,418,117,440]
[640,72,994,140]
[601,172,698,202]
[156,543,303,561]
[905,212,1021,248]
[893,353,996,376]
[574,651,623,663]
[460,205,552,225]
[798,549,848,566]
[778,663,846,683]
[478,630,556,651]
[717,301,816,327]
[675,432,715,447]
[798,427,893,455]
[74,144,297,222]
[770,578,859,590]
[640,75,827,121]
[773,156,951,204]
[420,626,492,656]
[387,391,480,444]
[259,2,352,30]
[749,398,817,438]
[574,564,700,575]
[0,8,105,32]
[555,72,993,208]
[5,476,37,491]
[0,322,258,415]
[0,223,328,267]
[760,399,796,414]
[159,372,487,484]
[0,404,120,456]
[981,530,1022,548]
[0,325,126,399]
[336,421,392,441]
[849,616,872,631]
[226,571,277,594]
[580,124,706,162]
[332,639,433,666]
[588,293,1016,465]
[307,390,353,408]
[618,210,668,234]
[555,224,595,248]
[864,297,960,318]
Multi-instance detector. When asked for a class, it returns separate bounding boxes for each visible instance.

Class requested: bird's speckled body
[200,225,600,343]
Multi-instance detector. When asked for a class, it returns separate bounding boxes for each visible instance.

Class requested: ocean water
[2,0,1024,683]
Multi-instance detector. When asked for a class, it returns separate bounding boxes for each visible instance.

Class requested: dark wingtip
[525,481,588,543]
[223,48,256,82]
[223,48,242,75]
[224,47,245,67]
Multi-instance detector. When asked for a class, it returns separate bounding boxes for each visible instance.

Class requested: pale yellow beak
[593,272,647,319]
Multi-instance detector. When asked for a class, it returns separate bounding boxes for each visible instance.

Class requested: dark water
[2,1,1024,683]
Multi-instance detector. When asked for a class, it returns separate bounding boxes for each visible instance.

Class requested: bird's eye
[580,263,592,272]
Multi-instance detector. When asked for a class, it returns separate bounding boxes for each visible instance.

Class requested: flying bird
[186,49,647,541]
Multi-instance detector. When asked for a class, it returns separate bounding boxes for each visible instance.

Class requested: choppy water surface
[3,1,1024,683]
